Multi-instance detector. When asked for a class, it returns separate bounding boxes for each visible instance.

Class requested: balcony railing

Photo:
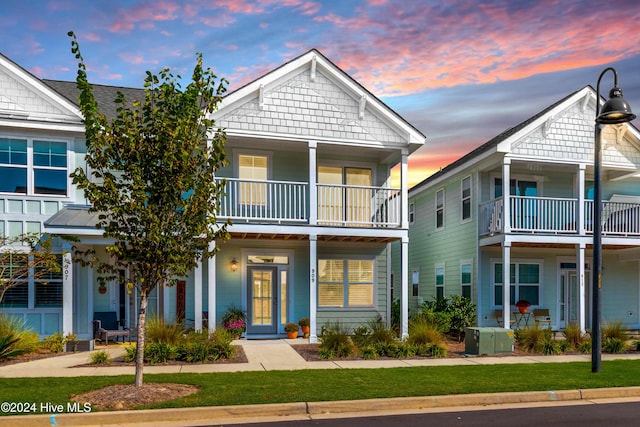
[317,184,400,227]
[479,196,640,237]
[216,178,401,228]
[217,178,308,223]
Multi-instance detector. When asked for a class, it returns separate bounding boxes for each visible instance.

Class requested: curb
[6,387,640,426]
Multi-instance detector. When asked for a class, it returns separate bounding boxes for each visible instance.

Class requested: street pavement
[2,338,640,426]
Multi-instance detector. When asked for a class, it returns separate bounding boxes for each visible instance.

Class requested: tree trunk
[135,291,147,387]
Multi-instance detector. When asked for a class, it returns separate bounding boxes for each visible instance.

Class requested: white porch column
[87,265,94,332]
[62,246,73,335]
[502,158,511,233]
[194,260,203,331]
[577,243,586,333]
[502,242,511,329]
[401,235,409,338]
[401,149,409,229]
[309,141,317,226]
[309,235,318,343]
[577,164,586,234]
[207,241,216,334]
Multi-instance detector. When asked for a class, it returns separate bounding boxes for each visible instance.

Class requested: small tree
[0,234,61,305]
[68,32,229,386]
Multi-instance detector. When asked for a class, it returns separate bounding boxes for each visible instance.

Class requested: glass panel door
[246,267,277,334]
[346,168,371,225]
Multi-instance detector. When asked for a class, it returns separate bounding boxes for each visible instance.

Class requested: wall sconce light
[230,258,239,272]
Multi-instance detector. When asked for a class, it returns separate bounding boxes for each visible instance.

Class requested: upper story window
[33,141,68,195]
[409,202,415,224]
[435,189,445,229]
[461,176,471,221]
[238,154,268,206]
[0,138,68,197]
[0,138,27,194]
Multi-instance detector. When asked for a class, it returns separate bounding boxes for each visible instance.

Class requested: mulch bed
[75,345,248,367]
[290,340,556,361]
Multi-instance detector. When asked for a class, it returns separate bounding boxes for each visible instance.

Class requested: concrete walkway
[3,340,640,426]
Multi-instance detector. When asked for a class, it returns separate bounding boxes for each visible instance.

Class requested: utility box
[465,327,514,355]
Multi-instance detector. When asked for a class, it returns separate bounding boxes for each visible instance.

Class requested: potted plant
[298,317,310,338]
[285,322,299,339]
[515,300,531,314]
[222,305,247,339]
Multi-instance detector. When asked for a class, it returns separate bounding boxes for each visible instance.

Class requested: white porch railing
[216,178,308,223]
[480,196,640,236]
[216,178,401,227]
[317,184,401,227]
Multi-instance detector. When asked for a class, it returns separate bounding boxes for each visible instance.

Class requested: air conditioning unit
[465,327,514,355]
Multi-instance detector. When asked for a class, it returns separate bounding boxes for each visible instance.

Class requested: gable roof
[0,52,83,127]
[44,79,145,122]
[410,85,640,194]
[212,49,426,151]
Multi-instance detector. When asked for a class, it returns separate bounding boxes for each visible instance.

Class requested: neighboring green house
[398,86,640,333]
[0,50,425,341]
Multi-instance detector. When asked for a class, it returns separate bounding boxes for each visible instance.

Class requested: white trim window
[435,263,445,299]
[435,189,445,229]
[412,269,419,297]
[318,258,374,308]
[492,260,541,307]
[238,153,269,206]
[409,202,415,224]
[460,261,472,299]
[461,176,471,221]
[0,138,68,196]
[0,254,63,309]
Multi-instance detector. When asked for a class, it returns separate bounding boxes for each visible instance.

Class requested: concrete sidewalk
[3,340,640,426]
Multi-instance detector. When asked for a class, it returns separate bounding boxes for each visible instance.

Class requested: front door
[560,271,579,328]
[246,266,278,334]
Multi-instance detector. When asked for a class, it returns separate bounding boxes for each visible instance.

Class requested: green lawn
[1,360,640,413]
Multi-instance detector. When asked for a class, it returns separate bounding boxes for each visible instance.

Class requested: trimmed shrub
[123,345,137,362]
[146,342,177,364]
[89,350,110,365]
[419,296,476,340]
[42,332,66,353]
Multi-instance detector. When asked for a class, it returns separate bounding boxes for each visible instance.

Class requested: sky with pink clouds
[1,0,640,186]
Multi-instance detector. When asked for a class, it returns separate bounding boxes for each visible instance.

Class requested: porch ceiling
[228,232,397,243]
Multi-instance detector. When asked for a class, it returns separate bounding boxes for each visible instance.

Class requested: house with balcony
[1,50,425,341]
[402,85,640,333]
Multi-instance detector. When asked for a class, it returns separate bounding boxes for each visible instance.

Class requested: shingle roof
[43,79,145,121]
[409,87,587,194]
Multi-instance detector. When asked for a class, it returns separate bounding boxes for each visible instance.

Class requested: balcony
[216,178,401,228]
[479,196,640,237]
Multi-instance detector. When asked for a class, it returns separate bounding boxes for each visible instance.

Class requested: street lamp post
[592,67,635,373]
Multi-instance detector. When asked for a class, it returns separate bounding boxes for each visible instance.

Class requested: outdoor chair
[533,308,552,328]
[92,311,131,345]
[494,309,515,329]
